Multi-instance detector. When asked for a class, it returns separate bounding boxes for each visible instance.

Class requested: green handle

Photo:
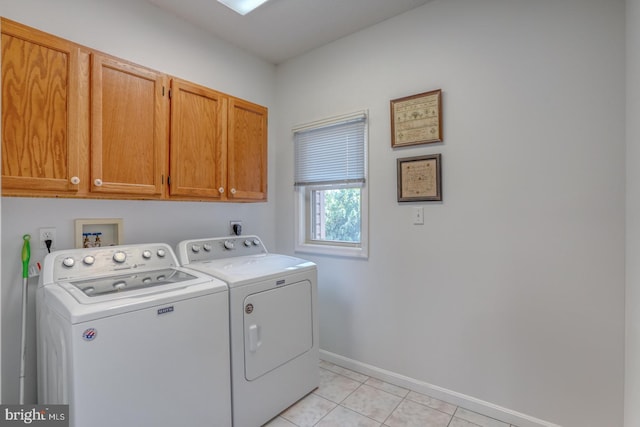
[22,234,31,279]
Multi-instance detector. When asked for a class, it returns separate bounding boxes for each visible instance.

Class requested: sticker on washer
[82,328,97,341]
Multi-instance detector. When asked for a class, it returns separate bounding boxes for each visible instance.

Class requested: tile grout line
[321,364,456,427]
[310,368,365,426]
[316,367,387,426]
[371,380,462,427]
[323,362,514,427]
[311,378,378,426]
[379,393,406,427]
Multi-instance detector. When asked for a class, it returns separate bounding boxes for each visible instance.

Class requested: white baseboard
[319,349,562,427]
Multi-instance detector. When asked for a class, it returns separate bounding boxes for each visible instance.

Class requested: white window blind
[294,113,366,186]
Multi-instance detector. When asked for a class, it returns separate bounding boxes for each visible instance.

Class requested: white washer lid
[40,270,227,323]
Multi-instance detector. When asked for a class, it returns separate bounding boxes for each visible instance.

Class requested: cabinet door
[1,18,83,195]
[227,98,267,201]
[169,79,227,199]
[91,53,167,197]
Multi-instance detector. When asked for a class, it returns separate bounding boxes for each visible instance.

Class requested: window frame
[295,182,369,258]
[293,111,369,259]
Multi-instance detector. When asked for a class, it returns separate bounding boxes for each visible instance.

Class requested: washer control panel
[179,235,267,263]
[48,243,177,282]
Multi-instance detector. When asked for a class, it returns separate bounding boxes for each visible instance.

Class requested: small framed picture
[75,218,123,248]
[391,89,442,147]
[397,154,442,202]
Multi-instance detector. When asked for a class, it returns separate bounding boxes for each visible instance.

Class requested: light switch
[413,206,424,225]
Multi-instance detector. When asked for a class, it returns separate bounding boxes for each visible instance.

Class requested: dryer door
[243,279,313,381]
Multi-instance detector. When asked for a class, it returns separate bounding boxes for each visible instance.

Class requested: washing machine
[37,243,232,427]
[176,235,318,427]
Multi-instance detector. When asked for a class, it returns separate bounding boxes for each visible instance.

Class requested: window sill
[294,241,368,259]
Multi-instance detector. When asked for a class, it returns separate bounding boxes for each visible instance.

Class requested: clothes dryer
[176,235,318,427]
[37,243,231,427]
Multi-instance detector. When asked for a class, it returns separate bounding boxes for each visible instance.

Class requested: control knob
[224,240,235,250]
[113,251,127,263]
[62,257,75,268]
[82,255,95,266]
[142,250,152,259]
[203,243,212,252]
[157,249,166,258]
[191,244,201,253]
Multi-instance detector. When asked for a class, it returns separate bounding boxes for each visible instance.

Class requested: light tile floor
[264,360,518,427]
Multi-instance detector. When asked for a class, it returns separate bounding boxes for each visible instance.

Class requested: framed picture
[75,218,123,248]
[390,89,442,147]
[397,154,442,202]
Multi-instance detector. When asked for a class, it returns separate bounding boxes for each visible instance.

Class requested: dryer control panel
[178,235,268,264]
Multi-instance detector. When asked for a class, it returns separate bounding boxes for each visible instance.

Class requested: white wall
[0,0,630,425]
[626,0,640,425]
[0,0,277,403]
[275,0,625,426]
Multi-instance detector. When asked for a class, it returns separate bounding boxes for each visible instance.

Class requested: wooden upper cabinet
[169,78,227,199]
[90,53,168,197]
[170,81,268,202]
[227,97,267,201]
[1,18,84,195]
[1,18,267,202]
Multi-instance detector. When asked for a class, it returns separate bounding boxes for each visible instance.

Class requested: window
[293,111,368,258]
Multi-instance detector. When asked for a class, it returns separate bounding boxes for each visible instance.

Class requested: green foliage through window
[312,188,361,243]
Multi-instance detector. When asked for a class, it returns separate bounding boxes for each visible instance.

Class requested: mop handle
[19,234,30,404]
[22,234,31,278]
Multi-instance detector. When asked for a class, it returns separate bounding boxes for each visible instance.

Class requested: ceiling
[145,0,432,64]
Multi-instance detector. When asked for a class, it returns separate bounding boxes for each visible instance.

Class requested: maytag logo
[157,306,174,315]
[276,279,285,286]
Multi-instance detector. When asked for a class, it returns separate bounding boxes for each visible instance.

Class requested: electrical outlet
[39,227,56,249]
[230,221,242,236]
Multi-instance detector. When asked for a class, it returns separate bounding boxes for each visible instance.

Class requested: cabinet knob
[218,187,225,194]
[70,176,80,185]
[230,188,237,195]
[94,179,103,187]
